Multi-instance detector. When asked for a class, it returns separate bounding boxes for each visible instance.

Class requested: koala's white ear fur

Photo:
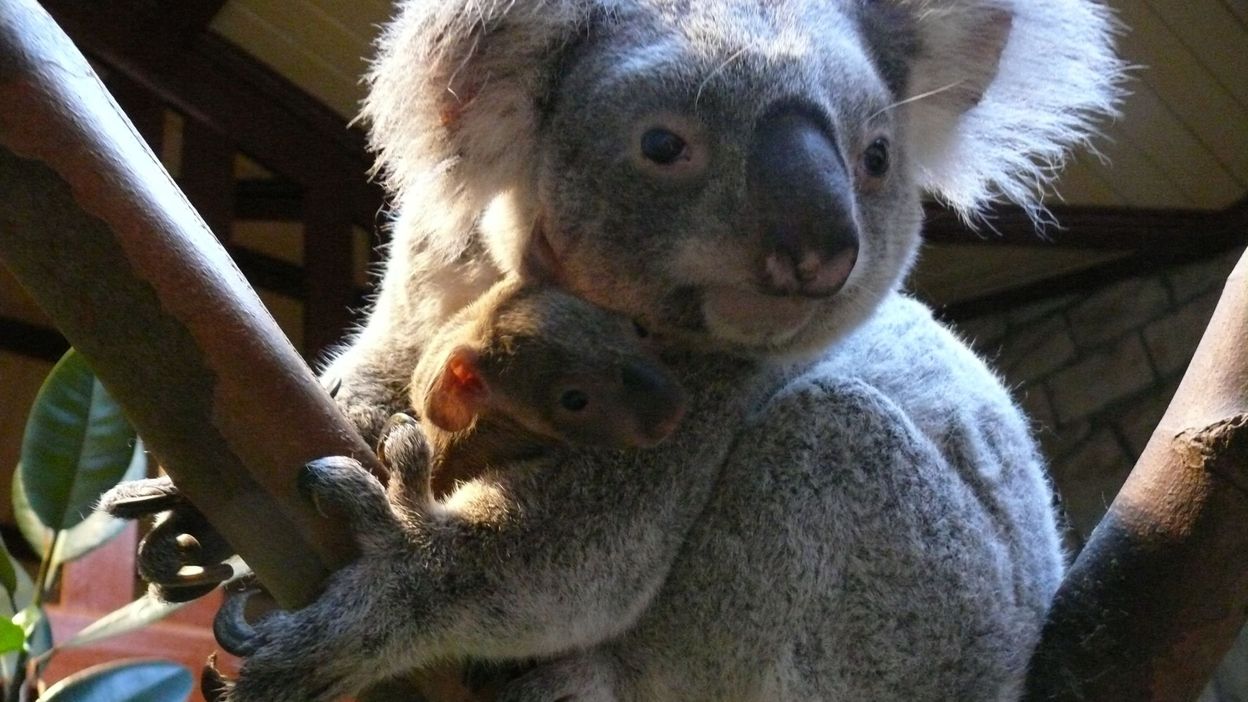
[361,0,602,260]
[899,0,1127,221]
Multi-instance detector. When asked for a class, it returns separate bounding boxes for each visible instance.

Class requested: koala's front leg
[220,458,429,702]
[98,478,235,601]
[496,653,619,702]
[320,350,416,446]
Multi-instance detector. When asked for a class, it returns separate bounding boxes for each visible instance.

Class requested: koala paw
[324,373,407,447]
[213,563,392,702]
[98,477,234,601]
[378,413,435,511]
[497,658,614,702]
[299,457,402,552]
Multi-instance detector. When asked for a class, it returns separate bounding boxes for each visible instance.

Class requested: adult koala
[114,0,1125,699]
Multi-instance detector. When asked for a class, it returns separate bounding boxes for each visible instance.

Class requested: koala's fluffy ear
[362,0,602,260]
[892,0,1126,221]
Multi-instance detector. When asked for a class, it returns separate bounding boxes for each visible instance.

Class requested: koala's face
[482,288,687,448]
[532,2,923,358]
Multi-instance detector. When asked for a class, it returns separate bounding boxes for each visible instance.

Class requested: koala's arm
[219,407,732,702]
[325,220,503,442]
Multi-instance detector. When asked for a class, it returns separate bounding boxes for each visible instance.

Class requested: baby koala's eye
[559,389,590,412]
[632,319,650,338]
[640,128,688,165]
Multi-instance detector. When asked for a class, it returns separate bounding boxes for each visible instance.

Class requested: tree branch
[1025,247,1248,699]
[0,0,381,610]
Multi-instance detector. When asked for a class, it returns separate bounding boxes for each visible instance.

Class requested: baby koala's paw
[378,413,436,512]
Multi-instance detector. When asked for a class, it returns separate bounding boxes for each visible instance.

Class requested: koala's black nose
[747,106,859,297]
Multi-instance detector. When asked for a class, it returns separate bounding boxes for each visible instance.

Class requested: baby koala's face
[482,287,687,448]
[423,285,687,449]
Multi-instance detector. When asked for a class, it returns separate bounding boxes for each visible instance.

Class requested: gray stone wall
[950,246,1242,542]
[946,244,1246,700]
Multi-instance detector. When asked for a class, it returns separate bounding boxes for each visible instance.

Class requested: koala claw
[376,412,418,465]
[201,653,234,702]
[298,457,398,543]
[175,562,235,587]
[98,476,185,518]
[325,375,343,399]
[213,583,264,657]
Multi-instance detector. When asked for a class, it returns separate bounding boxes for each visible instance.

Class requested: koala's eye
[862,137,890,178]
[640,128,688,165]
[559,389,589,412]
[633,319,650,338]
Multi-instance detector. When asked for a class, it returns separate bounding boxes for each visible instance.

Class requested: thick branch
[1025,247,1248,699]
[0,0,382,609]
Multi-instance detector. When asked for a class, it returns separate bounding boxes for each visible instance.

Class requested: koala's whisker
[868,79,966,121]
[695,46,749,108]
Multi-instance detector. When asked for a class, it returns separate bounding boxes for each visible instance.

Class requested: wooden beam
[38,0,385,233]
[234,178,303,222]
[924,197,1247,255]
[161,0,229,34]
[181,118,236,242]
[934,196,1248,319]
[0,317,68,362]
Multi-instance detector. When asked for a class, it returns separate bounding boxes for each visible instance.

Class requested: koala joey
[106,0,1125,700]
[407,275,686,498]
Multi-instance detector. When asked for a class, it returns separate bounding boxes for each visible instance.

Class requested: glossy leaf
[19,350,137,532]
[14,439,148,567]
[40,660,192,702]
[0,564,34,682]
[0,618,22,655]
[56,594,187,651]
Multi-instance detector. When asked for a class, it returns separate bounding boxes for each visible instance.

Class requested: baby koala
[401,276,688,499]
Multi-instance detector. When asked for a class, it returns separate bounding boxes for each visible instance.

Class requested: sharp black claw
[201,653,234,702]
[174,562,234,587]
[175,533,203,558]
[103,491,185,519]
[214,585,262,657]
[327,376,343,398]
[377,412,418,466]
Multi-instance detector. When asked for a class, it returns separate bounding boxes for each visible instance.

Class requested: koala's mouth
[701,286,820,345]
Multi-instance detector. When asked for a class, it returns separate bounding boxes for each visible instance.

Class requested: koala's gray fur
[108,0,1125,700]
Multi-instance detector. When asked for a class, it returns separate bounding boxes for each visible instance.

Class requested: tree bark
[1025,247,1248,700]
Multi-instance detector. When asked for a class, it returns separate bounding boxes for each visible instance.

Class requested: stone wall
[946,244,1246,700]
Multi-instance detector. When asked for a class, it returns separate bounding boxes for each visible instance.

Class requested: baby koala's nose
[622,361,687,445]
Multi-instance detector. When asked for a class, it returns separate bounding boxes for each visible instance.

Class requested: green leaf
[0,534,16,598]
[40,660,192,702]
[0,562,35,681]
[0,618,22,655]
[55,594,187,652]
[19,350,137,532]
[14,440,148,567]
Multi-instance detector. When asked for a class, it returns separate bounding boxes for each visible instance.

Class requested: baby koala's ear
[425,346,490,433]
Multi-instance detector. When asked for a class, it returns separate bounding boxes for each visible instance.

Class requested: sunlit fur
[206,2,1127,700]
